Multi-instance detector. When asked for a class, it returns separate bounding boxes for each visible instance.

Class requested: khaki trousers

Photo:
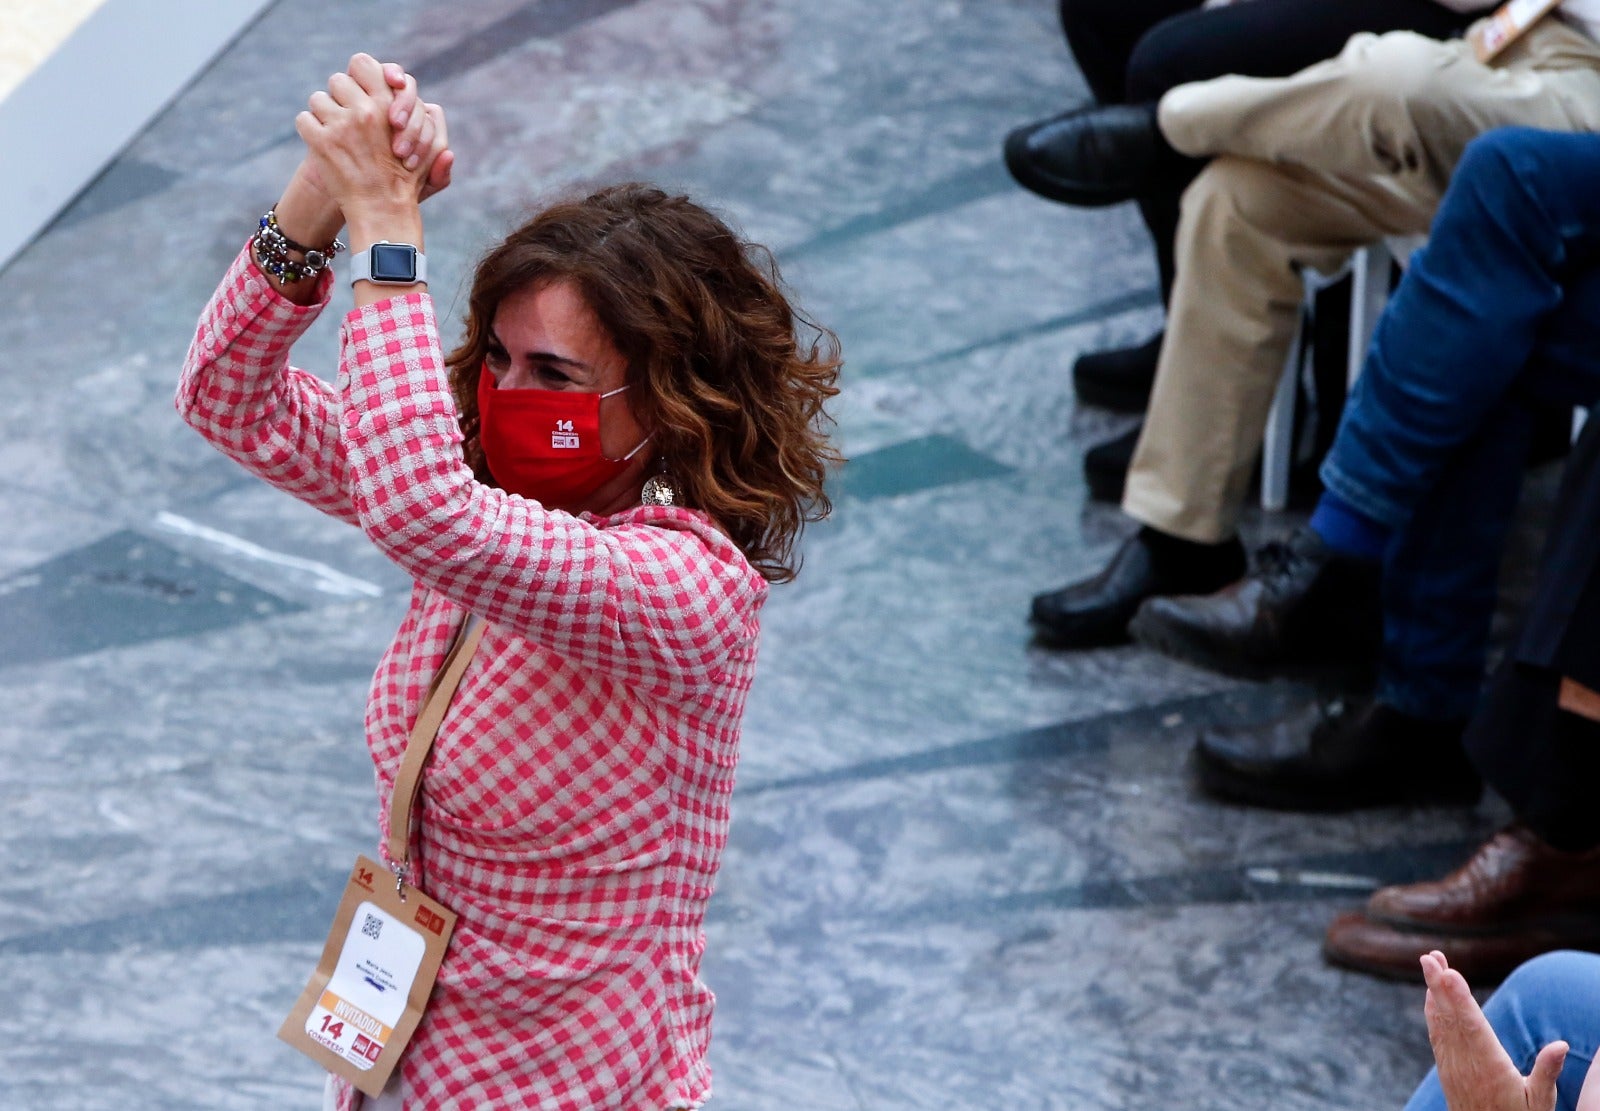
[1121,18,1600,543]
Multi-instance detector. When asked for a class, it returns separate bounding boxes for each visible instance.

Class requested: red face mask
[477,364,649,512]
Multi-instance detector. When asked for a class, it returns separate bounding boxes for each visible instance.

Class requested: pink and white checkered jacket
[178,246,768,1109]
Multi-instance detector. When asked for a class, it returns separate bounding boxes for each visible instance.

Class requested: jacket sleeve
[175,244,360,525]
[337,294,767,695]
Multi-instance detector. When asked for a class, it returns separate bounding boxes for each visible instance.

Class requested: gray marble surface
[0,0,1524,1107]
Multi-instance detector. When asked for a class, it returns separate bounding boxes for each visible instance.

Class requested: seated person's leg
[1128,132,1600,810]
[1472,667,1600,856]
[1404,951,1600,1111]
[1375,233,1600,725]
[1029,0,1474,426]
[1013,0,1482,208]
[1160,21,1600,191]
[1030,156,1426,647]
[1034,17,1600,285]
[1120,158,1423,564]
[1126,0,1468,100]
[1187,269,1600,811]
[1135,129,1600,677]
[1375,396,1536,724]
[1184,395,1542,810]
[1052,0,1200,415]
[1057,0,1201,107]
[1324,423,1600,974]
[1324,130,1600,544]
[1472,413,1600,857]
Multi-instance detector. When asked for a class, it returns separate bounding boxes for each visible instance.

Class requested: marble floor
[0,1,1521,1108]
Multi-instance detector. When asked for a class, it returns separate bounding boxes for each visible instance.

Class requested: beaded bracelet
[252,207,345,284]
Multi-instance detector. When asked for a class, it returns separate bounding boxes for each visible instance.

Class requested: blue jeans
[1319,128,1600,721]
[1403,951,1600,1111]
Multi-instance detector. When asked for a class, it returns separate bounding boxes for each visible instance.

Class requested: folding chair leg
[1347,243,1391,388]
[1261,325,1302,512]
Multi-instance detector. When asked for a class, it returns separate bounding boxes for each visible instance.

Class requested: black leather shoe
[1193,697,1480,811]
[1128,527,1380,681]
[1074,332,1162,413]
[1084,424,1140,504]
[1031,529,1245,649]
[1003,104,1168,207]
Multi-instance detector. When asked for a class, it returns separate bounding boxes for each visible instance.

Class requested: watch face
[370,243,418,283]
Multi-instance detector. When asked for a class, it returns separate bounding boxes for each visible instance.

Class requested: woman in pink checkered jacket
[177,54,841,1110]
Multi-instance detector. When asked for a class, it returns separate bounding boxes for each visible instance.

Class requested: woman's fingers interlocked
[305,89,338,125]
[359,55,451,186]
[326,71,363,108]
[390,74,424,162]
[293,51,452,214]
[345,52,392,99]
[419,103,453,199]
[406,103,436,170]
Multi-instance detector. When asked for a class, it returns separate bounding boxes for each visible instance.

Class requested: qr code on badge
[361,913,383,941]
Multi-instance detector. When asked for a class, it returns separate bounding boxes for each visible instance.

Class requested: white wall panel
[0,0,274,272]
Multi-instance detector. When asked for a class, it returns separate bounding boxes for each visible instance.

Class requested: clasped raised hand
[295,53,451,223]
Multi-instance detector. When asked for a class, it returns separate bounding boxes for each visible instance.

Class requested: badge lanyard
[278,617,486,1098]
[384,617,486,896]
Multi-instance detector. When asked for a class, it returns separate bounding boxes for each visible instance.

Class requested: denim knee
[1451,128,1564,230]
[1457,127,1529,178]
[1497,950,1599,996]
[1484,950,1600,1066]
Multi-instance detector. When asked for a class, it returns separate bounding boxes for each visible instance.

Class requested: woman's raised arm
[176,56,452,523]
[268,58,448,305]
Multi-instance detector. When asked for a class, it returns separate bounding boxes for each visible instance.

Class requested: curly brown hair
[446,183,843,584]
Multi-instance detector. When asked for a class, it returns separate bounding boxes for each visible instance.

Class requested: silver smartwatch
[350,241,427,286]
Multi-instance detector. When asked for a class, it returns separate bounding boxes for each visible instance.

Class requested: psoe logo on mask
[552,418,580,449]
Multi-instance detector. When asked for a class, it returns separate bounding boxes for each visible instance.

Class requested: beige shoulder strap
[386,618,486,874]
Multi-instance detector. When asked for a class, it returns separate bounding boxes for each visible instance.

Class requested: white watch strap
[350,243,428,286]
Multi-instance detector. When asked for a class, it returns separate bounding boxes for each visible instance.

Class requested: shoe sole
[1322,924,1598,986]
[1366,908,1600,939]
[1128,607,1374,687]
[1002,129,1139,208]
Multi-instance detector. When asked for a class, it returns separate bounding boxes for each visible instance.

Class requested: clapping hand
[261,55,450,303]
[377,60,454,201]
[1422,950,1567,1111]
[295,53,451,220]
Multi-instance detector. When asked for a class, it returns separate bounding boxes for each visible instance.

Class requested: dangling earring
[640,459,679,507]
